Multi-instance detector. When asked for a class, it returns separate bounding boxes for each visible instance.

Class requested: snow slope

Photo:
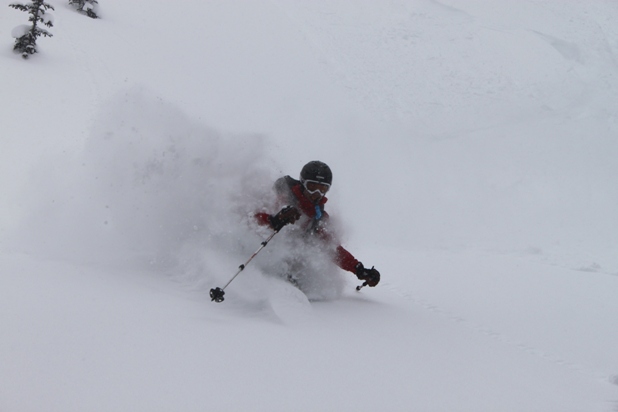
[2,0,618,411]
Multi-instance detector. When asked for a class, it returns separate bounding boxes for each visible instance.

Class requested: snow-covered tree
[69,0,99,19]
[9,0,54,59]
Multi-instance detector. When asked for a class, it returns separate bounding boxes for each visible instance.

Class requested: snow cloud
[10,87,278,277]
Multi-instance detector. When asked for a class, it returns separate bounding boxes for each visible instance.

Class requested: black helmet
[300,161,332,185]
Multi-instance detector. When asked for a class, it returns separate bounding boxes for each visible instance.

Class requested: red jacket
[255,176,359,273]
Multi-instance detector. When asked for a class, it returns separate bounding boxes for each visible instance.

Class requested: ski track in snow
[383,279,611,386]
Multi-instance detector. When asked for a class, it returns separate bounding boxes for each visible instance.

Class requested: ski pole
[356,282,368,291]
[210,230,279,303]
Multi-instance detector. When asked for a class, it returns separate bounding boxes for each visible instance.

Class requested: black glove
[269,206,301,232]
[355,263,380,287]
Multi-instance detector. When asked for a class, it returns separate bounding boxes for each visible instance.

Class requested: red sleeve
[335,245,359,273]
[254,212,272,228]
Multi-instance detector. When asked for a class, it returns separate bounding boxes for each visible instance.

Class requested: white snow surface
[2,1,618,411]
[10,24,29,39]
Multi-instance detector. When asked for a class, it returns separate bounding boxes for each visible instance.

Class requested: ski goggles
[303,180,331,195]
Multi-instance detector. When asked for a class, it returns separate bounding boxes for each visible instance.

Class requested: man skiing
[254,161,380,291]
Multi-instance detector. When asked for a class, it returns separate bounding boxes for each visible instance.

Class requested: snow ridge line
[381,281,613,386]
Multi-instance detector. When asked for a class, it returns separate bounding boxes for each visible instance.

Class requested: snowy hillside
[1,0,618,411]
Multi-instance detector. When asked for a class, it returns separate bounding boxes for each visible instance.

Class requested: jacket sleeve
[253,176,294,229]
[254,212,273,229]
[334,245,360,273]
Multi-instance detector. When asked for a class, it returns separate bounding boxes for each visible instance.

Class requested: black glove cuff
[268,215,284,232]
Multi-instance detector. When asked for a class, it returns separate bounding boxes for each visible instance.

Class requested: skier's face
[303,180,330,203]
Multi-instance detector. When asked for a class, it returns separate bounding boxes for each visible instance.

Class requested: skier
[254,161,380,291]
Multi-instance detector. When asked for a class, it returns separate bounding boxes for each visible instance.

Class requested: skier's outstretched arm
[335,245,380,287]
[255,206,301,232]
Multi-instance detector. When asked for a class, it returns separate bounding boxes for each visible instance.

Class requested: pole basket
[210,287,225,303]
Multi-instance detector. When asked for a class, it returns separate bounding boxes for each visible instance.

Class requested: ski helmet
[300,161,333,185]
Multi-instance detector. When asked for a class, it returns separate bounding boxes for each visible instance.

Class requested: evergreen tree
[69,0,99,19]
[9,0,54,59]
